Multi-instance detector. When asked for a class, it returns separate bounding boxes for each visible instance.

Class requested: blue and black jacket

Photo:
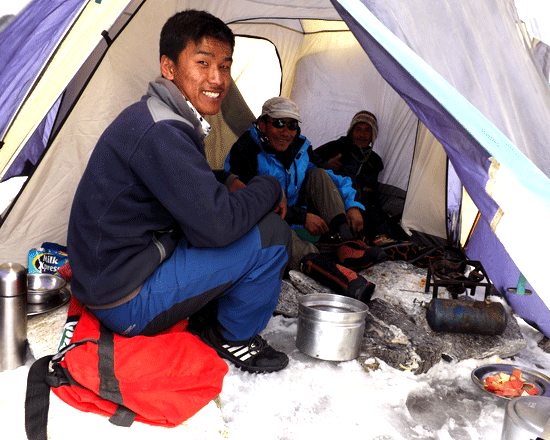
[224,125,364,228]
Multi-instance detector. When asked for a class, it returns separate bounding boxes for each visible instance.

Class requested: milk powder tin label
[28,247,68,276]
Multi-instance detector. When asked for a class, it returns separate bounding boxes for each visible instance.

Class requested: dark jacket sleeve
[314,140,341,163]
[226,134,261,184]
[133,121,282,248]
[285,205,307,227]
[357,151,384,190]
[213,169,235,185]
[312,144,364,208]
[307,145,332,170]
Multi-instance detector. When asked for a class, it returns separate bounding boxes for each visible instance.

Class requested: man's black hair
[159,9,235,62]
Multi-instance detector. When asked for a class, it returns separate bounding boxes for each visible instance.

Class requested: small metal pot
[296,293,369,361]
[27,273,66,304]
[501,396,550,440]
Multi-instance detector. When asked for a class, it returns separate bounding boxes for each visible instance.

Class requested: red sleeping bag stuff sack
[25,297,228,439]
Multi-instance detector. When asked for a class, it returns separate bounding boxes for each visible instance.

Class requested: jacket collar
[147,77,211,139]
[248,124,308,168]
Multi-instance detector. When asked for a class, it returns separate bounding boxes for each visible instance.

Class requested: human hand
[305,213,329,236]
[228,178,246,191]
[273,193,287,219]
[327,153,343,170]
[346,207,363,233]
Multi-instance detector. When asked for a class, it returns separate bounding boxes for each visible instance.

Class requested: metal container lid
[298,293,369,323]
[0,263,27,297]
[505,396,550,435]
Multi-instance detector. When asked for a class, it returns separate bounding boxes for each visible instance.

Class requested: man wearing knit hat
[316,111,414,253]
[225,98,387,304]
[318,111,382,201]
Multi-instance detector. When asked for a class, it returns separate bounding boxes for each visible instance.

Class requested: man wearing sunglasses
[225,97,387,304]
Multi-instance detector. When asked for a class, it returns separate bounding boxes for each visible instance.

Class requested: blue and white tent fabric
[1,0,549,335]
[331,0,550,334]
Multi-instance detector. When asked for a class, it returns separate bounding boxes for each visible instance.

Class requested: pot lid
[507,396,550,433]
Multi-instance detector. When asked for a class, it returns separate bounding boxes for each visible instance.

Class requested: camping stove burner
[425,259,493,299]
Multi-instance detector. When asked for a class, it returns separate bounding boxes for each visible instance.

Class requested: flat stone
[275,271,329,318]
[363,297,525,374]
[275,279,303,318]
[277,260,526,374]
[539,336,550,353]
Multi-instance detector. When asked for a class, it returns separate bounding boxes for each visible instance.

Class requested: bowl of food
[472,364,550,399]
[27,273,67,304]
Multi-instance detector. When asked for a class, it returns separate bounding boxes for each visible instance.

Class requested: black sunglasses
[269,118,299,131]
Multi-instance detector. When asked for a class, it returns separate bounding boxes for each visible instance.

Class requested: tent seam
[485,157,500,197]
[490,207,504,232]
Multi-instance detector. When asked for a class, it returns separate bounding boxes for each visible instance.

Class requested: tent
[1,0,550,334]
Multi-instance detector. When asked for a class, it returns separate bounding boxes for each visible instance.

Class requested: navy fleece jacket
[67,78,283,308]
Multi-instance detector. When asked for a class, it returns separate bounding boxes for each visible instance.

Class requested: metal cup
[0,262,28,371]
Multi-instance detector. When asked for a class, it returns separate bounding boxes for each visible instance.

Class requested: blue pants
[92,213,291,341]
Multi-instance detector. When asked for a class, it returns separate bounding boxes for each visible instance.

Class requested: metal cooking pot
[296,293,369,361]
[501,396,550,440]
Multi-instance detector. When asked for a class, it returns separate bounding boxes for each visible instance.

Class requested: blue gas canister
[426,298,507,336]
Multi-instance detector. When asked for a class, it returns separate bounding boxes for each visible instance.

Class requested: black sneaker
[198,327,289,374]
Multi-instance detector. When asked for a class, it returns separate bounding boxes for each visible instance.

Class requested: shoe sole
[197,333,289,374]
[216,348,289,374]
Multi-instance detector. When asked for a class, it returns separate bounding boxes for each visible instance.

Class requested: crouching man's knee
[305,167,330,183]
[258,212,292,279]
[257,212,292,262]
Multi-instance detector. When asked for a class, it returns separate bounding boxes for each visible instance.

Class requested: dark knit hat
[347,111,378,144]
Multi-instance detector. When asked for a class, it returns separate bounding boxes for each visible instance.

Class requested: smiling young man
[67,10,292,374]
[225,98,387,304]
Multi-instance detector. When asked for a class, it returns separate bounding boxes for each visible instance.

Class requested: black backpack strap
[97,323,136,427]
[24,339,96,440]
[109,405,137,427]
[25,355,54,440]
[24,327,136,436]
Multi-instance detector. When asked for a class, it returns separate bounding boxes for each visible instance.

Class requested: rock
[277,260,527,374]
[539,336,550,353]
[275,279,303,318]
[362,297,525,374]
[275,271,330,318]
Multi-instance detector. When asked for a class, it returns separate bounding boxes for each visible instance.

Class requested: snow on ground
[2,260,550,439]
[219,313,549,440]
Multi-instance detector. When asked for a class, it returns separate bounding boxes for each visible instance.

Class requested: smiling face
[160,36,233,116]
[350,122,373,150]
[258,117,298,152]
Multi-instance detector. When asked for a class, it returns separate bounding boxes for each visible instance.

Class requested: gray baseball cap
[260,97,302,122]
